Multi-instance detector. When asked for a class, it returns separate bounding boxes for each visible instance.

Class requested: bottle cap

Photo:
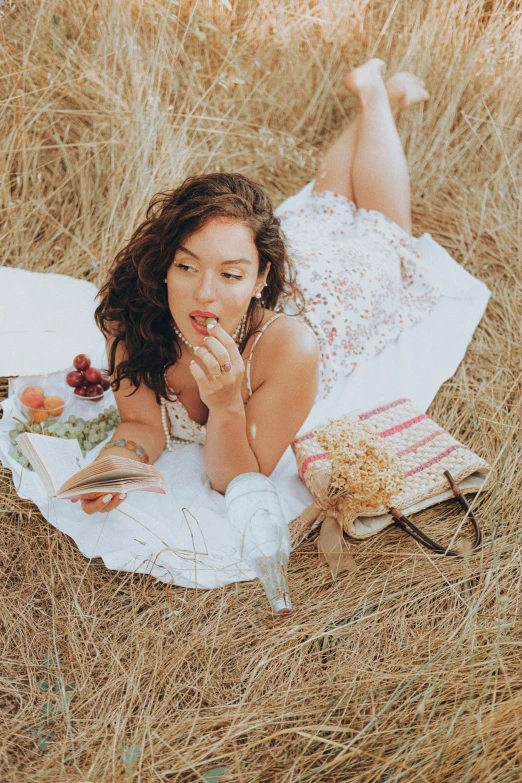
[270,593,293,617]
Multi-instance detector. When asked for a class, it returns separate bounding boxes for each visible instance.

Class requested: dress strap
[245,313,285,398]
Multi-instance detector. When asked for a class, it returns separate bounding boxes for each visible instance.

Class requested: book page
[57,477,166,499]
[57,455,165,497]
[17,433,85,495]
[75,455,159,480]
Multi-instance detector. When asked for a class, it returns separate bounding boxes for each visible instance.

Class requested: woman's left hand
[189,322,245,411]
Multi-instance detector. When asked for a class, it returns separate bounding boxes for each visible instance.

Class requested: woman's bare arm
[203,319,319,492]
[75,338,166,515]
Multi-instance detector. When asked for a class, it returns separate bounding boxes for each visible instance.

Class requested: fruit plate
[16,379,71,423]
[66,353,111,402]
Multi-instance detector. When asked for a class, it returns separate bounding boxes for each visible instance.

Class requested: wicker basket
[0,377,8,420]
[289,398,494,548]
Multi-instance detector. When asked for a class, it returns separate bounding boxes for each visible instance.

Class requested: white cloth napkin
[0,267,101,376]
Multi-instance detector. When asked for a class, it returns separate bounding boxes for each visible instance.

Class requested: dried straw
[1,0,522,780]
[315,415,404,519]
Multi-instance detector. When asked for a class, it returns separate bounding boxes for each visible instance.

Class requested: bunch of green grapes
[9,405,121,469]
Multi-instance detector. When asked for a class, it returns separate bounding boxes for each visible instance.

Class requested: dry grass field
[1,0,522,780]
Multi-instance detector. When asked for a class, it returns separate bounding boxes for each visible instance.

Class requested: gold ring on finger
[212,372,222,380]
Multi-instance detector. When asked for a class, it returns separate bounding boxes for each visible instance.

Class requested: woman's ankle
[357,83,393,113]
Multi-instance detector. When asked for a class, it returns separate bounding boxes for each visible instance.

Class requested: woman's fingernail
[119,493,127,500]
[190,360,195,365]
[206,318,217,329]
[193,345,200,351]
[102,494,113,503]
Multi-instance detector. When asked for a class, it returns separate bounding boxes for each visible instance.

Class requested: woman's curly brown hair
[95,173,305,402]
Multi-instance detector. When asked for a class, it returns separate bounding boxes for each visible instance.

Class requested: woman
[76,58,438,515]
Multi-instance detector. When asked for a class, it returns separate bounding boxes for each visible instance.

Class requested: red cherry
[74,386,87,397]
[86,384,104,398]
[73,353,91,371]
[100,373,111,391]
[84,366,101,384]
[66,370,84,388]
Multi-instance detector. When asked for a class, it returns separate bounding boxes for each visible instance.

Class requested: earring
[254,292,262,299]
[164,278,167,283]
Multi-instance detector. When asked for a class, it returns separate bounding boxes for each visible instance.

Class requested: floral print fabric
[278,190,440,398]
[164,393,207,446]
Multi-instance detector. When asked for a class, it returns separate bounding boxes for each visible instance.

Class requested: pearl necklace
[171,313,247,352]
[162,313,248,450]
[161,397,191,449]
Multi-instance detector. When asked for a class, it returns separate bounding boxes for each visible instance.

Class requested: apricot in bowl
[17,384,70,422]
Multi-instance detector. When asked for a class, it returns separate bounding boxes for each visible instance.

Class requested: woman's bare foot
[343,58,387,102]
[385,72,430,115]
[344,60,429,115]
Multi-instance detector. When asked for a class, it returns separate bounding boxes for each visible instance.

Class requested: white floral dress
[277,190,440,398]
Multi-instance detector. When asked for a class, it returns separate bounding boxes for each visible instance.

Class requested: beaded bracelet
[102,438,149,464]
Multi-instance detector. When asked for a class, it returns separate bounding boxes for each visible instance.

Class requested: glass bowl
[17,382,71,423]
[73,388,109,403]
[67,368,111,403]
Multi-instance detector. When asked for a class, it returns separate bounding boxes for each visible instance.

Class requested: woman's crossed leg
[313,58,429,234]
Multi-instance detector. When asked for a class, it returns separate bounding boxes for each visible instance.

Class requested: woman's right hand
[70,491,127,515]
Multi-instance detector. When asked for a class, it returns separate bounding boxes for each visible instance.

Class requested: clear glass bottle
[225,472,293,617]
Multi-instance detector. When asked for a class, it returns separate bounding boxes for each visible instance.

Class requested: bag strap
[390,470,482,556]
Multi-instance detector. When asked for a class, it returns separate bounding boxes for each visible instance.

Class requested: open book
[17,433,166,499]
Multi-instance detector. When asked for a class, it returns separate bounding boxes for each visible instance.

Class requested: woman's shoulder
[251,311,317,351]
[246,311,319,390]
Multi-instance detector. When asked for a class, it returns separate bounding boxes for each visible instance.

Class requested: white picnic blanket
[0,182,491,588]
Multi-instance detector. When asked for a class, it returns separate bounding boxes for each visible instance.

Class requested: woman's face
[166,218,269,344]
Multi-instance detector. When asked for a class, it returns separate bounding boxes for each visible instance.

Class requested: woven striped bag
[289,398,495,555]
